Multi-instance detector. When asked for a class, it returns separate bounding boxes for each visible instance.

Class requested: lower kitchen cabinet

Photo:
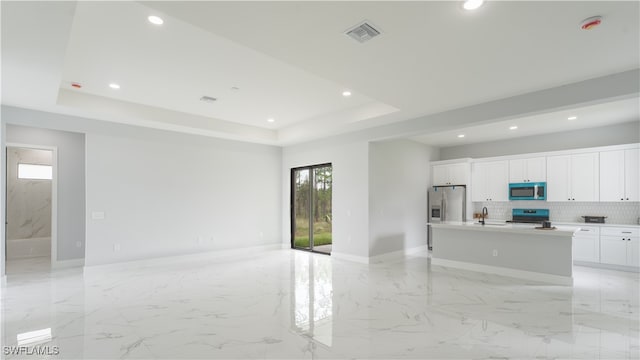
[573,226,600,263]
[569,225,639,269]
[599,227,639,267]
[600,236,630,265]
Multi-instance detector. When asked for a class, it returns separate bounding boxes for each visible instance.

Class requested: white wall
[282,141,369,260]
[2,106,282,266]
[6,125,86,261]
[439,121,640,160]
[369,140,439,256]
[86,132,281,265]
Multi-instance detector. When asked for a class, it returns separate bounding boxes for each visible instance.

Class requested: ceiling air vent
[345,21,381,43]
[200,96,217,103]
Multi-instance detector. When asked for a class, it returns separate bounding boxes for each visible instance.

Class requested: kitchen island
[429,221,580,285]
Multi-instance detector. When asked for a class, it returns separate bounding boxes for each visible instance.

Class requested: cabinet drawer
[601,227,640,237]
[574,226,600,237]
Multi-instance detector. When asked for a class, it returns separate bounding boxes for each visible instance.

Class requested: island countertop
[428,221,580,236]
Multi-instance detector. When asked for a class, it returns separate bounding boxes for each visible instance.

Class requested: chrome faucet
[480,207,488,225]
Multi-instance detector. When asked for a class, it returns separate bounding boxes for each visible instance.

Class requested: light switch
[92,211,105,220]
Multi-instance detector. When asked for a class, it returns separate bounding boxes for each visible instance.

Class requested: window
[18,164,52,180]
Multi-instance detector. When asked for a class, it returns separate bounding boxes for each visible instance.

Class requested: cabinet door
[600,235,628,266]
[433,165,450,186]
[448,163,469,185]
[600,150,625,201]
[486,161,509,201]
[573,236,600,263]
[571,153,599,201]
[509,159,526,183]
[628,237,639,267]
[526,157,546,182]
[624,149,639,201]
[547,155,571,201]
[471,163,487,202]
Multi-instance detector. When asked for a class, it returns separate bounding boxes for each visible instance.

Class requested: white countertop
[552,221,640,228]
[428,221,579,236]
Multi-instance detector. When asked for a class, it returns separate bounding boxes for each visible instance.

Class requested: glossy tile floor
[1,249,638,359]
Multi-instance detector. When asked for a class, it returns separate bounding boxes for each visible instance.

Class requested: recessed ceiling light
[463,0,485,11]
[200,96,217,103]
[267,118,275,123]
[458,134,465,138]
[342,90,352,97]
[109,83,120,89]
[509,126,518,130]
[568,116,577,120]
[148,15,164,25]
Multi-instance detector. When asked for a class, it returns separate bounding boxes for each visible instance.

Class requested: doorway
[291,164,332,254]
[5,145,57,274]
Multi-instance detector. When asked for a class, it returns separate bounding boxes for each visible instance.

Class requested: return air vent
[345,21,381,43]
[200,96,217,103]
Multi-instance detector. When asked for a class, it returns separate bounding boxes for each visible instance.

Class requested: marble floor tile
[1,249,638,359]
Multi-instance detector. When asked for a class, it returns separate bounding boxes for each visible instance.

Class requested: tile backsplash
[473,201,640,225]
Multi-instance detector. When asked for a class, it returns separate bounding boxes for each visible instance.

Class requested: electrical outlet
[198,236,204,244]
[113,243,121,252]
[76,241,82,248]
[492,249,498,257]
[260,232,264,238]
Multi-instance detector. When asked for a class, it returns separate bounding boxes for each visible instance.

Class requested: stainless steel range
[507,208,549,224]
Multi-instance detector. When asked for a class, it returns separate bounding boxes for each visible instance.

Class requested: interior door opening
[5,145,57,275]
[291,164,332,255]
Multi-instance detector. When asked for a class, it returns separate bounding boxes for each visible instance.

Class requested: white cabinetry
[600,227,639,267]
[509,157,546,183]
[573,226,600,263]
[547,153,599,202]
[433,163,469,186]
[471,161,509,202]
[600,149,639,202]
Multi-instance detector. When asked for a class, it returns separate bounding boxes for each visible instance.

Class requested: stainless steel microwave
[509,182,546,200]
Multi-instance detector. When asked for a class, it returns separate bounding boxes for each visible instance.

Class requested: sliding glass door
[291,164,332,254]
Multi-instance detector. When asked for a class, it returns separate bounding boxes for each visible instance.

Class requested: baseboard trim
[52,258,85,269]
[84,243,282,274]
[574,261,640,273]
[432,258,573,286]
[331,252,370,264]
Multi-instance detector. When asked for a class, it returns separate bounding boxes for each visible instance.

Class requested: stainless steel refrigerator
[427,185,466,250]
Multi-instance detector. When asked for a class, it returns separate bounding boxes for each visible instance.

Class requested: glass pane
[293,169,311,250]
[312,166,332,254]
[18,164,52,180]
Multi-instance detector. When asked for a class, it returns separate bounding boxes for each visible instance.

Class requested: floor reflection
[291,251,333,347]
[0,249,637,359]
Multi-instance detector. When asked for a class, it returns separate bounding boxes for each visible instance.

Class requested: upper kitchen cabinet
[600,149,639,202]
[547,153,599,202]
[433,162,469,186]
[471,160,509,202]
[509,157,546,183]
